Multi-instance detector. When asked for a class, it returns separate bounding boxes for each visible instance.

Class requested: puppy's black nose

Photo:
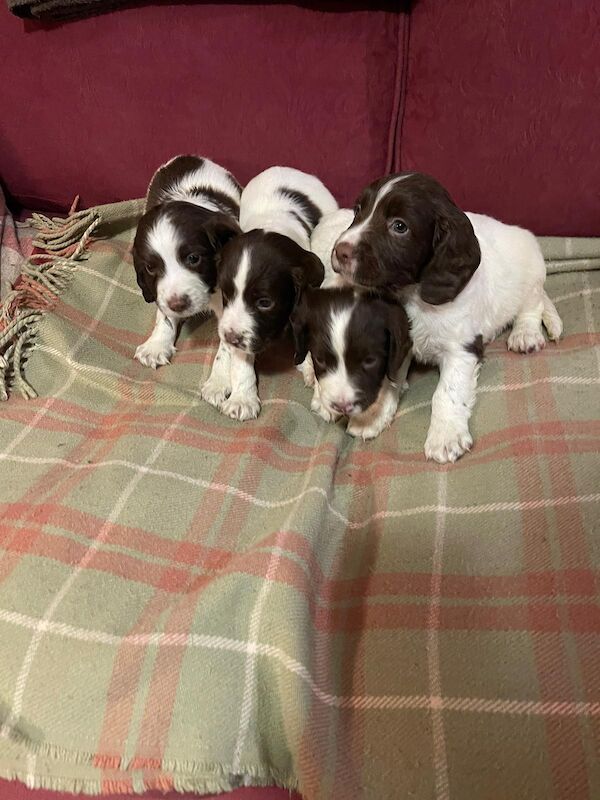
[224,330,245,349]
[167,294,190,313]
[334,242,354,271]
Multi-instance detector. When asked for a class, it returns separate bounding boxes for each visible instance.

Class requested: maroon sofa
[1,2,599,799]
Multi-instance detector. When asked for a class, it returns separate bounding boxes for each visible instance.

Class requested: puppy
[201,166,337,420]
[329,172,563,462]
[132,155,241,368]
[291,287,411,440]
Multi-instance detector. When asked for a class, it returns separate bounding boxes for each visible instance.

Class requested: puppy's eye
[353,204,361,216]
[313,355,326,370]
[362,356,378,370]
[186,253,201,267]
[145,263,156,275]
[390,219,408,235]
[256,297,274,312]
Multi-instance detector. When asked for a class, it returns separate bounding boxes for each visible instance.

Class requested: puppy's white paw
[507,325,546,354]
[297,359,316,388]
[221,393,261,422]
[425,423,473,463]
[311,395,339,423]
[346,417,387,441]
[134,339,175,369]
[201,378,231,409]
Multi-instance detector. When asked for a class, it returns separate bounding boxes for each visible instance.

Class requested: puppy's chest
[404,300,471,365]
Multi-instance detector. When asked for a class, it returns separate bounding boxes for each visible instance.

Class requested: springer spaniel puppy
[292,287,412,440]
[132,155,241,368]
[327,172,563,462]
[201,166,337,421]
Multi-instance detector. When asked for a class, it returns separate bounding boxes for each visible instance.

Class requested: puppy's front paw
[425,423,473,463]
[134,339,176,369]
[297,359,316,388]
[346,417,387,441]
[221,393,261,421]
[310,395,339,423]
[201,379,231,409]
[507,325,546,354]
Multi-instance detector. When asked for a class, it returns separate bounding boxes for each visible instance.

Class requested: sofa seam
[387,3,412,174]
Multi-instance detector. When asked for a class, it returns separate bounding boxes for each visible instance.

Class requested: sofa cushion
[400,0,600,236]
[0,3,405,212]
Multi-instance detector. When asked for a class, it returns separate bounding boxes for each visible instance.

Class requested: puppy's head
[332,173,480,304]
[217,230,324,354]
[132,201,240,317]
[292,288,411,417]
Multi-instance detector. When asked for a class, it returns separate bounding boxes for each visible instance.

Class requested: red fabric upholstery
[2,2,599,234]
[400,0,600,236]
[0,778,300,800]
[0,3,403,212]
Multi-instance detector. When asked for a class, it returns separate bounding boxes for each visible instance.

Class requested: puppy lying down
[315,172,563,460]
[292,287,412,440]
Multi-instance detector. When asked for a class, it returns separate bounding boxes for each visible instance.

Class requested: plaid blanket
[0,200,599,799]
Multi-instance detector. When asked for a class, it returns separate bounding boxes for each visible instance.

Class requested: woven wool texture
[0,202,599,799]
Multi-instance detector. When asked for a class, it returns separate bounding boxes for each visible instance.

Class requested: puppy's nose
[166,294,190,313]
[334,242,355,272]
[331,400,356,416]
[223,330,245,349]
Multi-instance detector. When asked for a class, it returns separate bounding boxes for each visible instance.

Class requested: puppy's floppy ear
[204,214,241,252]
[290,289,312,366]
[291,249,325,292]
[419,199,480,305]
[131,245,157,303]
[385,301,411,382]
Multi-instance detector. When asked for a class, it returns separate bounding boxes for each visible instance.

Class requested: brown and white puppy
[326,172,562,461]
[132,155,241,368]
[201,166,336,421]
[291,287,412,440]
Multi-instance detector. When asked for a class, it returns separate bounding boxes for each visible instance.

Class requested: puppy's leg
[347,379,401,440]
[135,308,177,368]
[220,348,261,421]
[297,352,316,388]
[201,339,232,409]
[542,291,563,341]
[310,380,340,423]
[507,284,548,353]
[424,350,480,463]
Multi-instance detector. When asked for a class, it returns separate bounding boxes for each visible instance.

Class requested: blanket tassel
[0,201,100,400]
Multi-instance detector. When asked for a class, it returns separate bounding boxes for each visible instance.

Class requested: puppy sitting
[329,172,563,461]
[291,288,411,440]
[201,166,337,421]
[132,155,241,368]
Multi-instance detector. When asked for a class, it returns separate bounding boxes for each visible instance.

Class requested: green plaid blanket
[0,201,599,799]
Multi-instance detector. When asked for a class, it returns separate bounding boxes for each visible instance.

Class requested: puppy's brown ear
[204,215,241,252]
[290,290,312,366]
[132,245,157,303]
[292,249,325,292]
[419,201,480,305]
[385,302,411,382]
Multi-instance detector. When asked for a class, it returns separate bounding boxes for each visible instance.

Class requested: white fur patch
[163,157,240,212]
[240,166,338,248]
[317,304,357,413]
[148,215,211,318]
[218,247,256,349]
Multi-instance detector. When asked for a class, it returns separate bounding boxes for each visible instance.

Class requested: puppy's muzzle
[223,329,247,350]
[332,241,355,277]
[331,399,360,416]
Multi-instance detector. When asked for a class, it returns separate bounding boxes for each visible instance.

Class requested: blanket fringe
[0,201,101,400]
